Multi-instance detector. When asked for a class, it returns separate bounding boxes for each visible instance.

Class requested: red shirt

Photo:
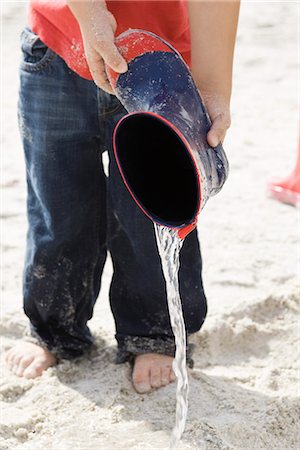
[28,0,191,80]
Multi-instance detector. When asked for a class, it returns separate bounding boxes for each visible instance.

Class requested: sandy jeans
[18,27,207,363]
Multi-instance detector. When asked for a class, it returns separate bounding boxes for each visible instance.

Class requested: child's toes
[5,349,18,369]
[11,355,23,375]
[170,369,176,382]
[5,343,57,378]
[134,381,151,394]
[150,366,162,388]
[161,366,172,386]
[24,357,49,379]
[4,349,11,364]
[132,364,151,393]
[23,367,37,379]
[15,355,35,377]
[23,362,40,379]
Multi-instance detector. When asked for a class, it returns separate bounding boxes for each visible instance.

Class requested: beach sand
[1,2,299,449]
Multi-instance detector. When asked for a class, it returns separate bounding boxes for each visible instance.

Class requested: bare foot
[4,342,57,379]
[132,353,176,394]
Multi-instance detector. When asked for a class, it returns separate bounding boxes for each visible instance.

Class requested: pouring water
[154,224,189,449]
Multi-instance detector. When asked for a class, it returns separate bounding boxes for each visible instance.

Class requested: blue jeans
[18,27,207,364]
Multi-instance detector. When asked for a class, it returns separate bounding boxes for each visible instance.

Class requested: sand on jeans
[0,2,299,449]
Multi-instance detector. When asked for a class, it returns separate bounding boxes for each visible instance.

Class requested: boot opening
[114,113,199,226]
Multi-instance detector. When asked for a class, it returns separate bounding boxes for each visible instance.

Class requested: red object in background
[28,0,191,80]
[267,135,300,206]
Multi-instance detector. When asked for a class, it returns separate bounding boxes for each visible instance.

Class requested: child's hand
[201,91,231,148]
[188,1,239,148]
[67,0,127,94]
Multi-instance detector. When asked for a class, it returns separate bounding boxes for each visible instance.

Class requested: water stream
[154,224,189,449]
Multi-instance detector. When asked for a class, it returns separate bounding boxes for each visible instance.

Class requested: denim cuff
[115,335,194,368]
[26,324,93,360]
[24,326,61,356]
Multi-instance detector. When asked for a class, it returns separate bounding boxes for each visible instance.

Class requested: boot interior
[114,113,199,226]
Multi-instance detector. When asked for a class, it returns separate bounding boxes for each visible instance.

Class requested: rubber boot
[106,29,229,238]
[267,134,300,206]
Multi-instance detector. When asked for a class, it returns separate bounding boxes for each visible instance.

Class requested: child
[5,0,240,393]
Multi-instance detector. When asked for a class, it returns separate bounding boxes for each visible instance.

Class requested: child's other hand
[67,0,127,94]
[201,91,231,148]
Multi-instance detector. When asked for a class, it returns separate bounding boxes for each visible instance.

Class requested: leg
[104,108,207,391]
[6,28,107,377]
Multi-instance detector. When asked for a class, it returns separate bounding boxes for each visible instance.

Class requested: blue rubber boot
[107,29,229,239]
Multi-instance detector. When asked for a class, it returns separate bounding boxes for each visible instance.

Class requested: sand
[1,1,299,449]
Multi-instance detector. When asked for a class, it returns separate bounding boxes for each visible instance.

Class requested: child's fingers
[106,9,118,34]
[85,47,114,94]
[207,112,231,147]
[88,8,126,73]
[96,40,128,74]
